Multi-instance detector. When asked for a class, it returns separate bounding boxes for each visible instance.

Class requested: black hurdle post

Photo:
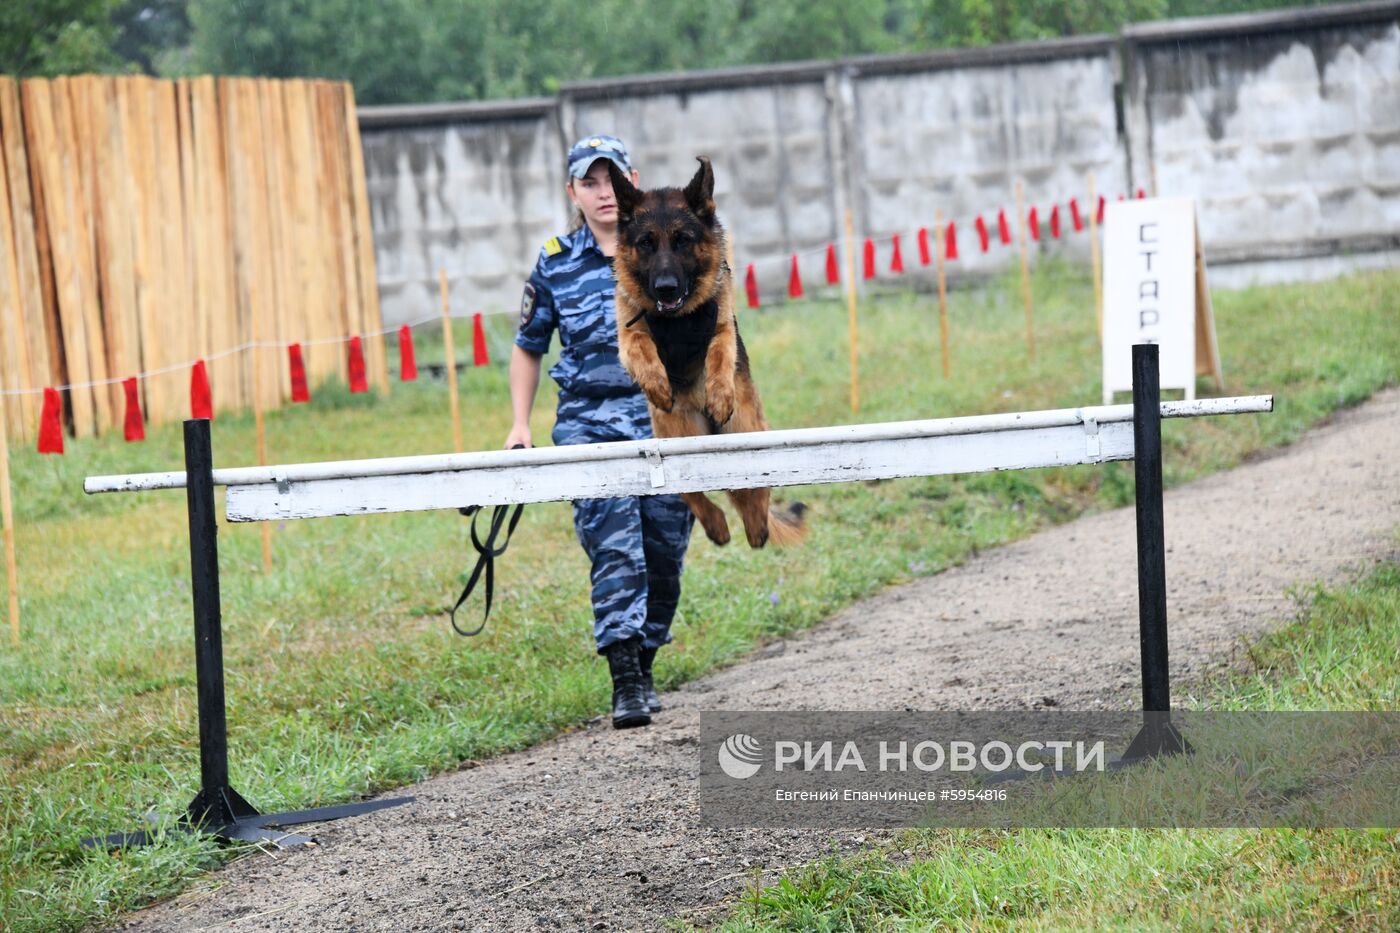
[1120,344,1190,762]
[83,419,412,850]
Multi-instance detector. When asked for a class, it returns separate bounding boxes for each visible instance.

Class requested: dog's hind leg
[683,492,730,545]
[727,487,772,549]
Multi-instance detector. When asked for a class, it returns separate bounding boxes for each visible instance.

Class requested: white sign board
[1102,197,1221,403]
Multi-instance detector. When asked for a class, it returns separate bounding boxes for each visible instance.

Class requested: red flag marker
[37,387,63,454]
[889,234,904,273]
[862,238,876,280]
[917,227,931,265]
[1028,206,1040,241]
[397,326,417,381]
[288,342,310,402]
[945,221,959,260]
[824,243,840,284]
[744,263,759,308]
[122,377,144,441]
[787,254,804,299]
[1070,198,1083,232]
[997,208,1011,245]
[1096,195,1106,224]
[1050,205,1061,239]
[472,313,489,366]
[1136,188,1146,199]
[190,360,213,419]
[975,215,989,253]
[348,336,368,393]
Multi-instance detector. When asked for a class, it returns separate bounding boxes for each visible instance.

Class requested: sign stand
[82,419,413,850]
[1119,343,1190,763]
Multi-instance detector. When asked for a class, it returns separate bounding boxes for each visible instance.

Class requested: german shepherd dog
[609,157,806,548]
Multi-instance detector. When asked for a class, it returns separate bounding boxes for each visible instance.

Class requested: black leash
[449,446,527,637]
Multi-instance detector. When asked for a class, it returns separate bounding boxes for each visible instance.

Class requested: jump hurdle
[83,345,1271,846]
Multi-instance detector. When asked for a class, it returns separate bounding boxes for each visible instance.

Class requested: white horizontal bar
[225,420,1141,521]
[84,396,1272,496]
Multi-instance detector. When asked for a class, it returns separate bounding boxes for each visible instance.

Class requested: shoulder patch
[544,237,563,257]
[520,282,537,327]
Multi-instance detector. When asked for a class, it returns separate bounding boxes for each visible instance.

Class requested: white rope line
[1,190,1128,397]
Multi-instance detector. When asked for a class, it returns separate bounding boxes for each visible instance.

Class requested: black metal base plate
[81,791,415,850]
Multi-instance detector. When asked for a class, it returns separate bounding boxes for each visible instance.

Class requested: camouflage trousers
[554,393,695,653]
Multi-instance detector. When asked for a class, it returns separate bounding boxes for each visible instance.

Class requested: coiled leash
[448,445,526,636]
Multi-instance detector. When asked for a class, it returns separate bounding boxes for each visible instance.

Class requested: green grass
[698,562,1400,932]
[0,263,1396,931]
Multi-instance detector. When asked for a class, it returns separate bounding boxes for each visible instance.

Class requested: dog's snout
[652,274,681,298]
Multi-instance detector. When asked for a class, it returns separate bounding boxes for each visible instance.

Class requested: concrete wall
[1123,3,1400,264]
[358,1,1400,326]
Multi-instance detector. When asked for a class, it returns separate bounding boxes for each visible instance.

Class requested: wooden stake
[842,209,859,414]
[934,209,950,379]
[1014,179,1035,362]
[1088,171,1104,340]
[439,268,463,452]
[0,404,18,644]
[251,339,272,573]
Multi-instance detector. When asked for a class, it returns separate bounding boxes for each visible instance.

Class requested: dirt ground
[112,388,1399,932]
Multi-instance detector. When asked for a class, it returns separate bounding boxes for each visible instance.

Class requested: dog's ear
[607,160,642,221]
[683,156,716,226]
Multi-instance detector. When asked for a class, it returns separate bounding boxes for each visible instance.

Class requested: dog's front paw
[643,381,674,413]
[705,383,735,426]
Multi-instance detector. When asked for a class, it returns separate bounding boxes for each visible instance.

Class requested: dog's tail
[766,501,808,547]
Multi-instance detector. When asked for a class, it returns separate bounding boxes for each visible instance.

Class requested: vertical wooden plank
[221,77,254,412]
[0,95,32,439]
[0,78,52,440]
[259,78,292,401]
[316,82,352,375]
[284,79,327,383]
[22,79,96,437]
[330,83,360,352]
[196,76,239,412]
[150,78,191,420]
[71,77,121,428]
[123,76,171,424]
[89,77,143,430]
[342,81,387,393]
[62,76,114,431]
[243,80,278,412]
[15,81,64,401]
[175,79,201,406]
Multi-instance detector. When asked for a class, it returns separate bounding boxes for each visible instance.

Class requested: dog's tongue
[657,297,684,312]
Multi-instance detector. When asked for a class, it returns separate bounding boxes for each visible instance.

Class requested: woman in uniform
[506,135,694,729]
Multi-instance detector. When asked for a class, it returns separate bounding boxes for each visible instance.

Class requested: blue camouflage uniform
[515,223,694,654]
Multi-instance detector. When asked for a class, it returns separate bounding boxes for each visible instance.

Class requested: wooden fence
[0,75,387,441]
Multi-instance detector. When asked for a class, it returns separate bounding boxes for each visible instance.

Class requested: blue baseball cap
[567,134,631,179]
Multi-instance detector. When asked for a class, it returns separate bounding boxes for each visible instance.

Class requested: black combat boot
[638,645,662,713]
[604,637,651,729]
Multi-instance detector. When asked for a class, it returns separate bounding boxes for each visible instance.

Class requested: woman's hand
[504,423,533,450]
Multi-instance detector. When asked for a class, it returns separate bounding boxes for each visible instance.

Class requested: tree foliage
[2,0,1361,101]
[0,0,127,76]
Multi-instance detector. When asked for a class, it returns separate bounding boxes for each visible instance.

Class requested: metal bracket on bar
[642,445,665,488]
[1082,414,1101,459]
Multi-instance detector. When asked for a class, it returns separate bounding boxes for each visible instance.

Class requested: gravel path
[113,388,1400,932]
